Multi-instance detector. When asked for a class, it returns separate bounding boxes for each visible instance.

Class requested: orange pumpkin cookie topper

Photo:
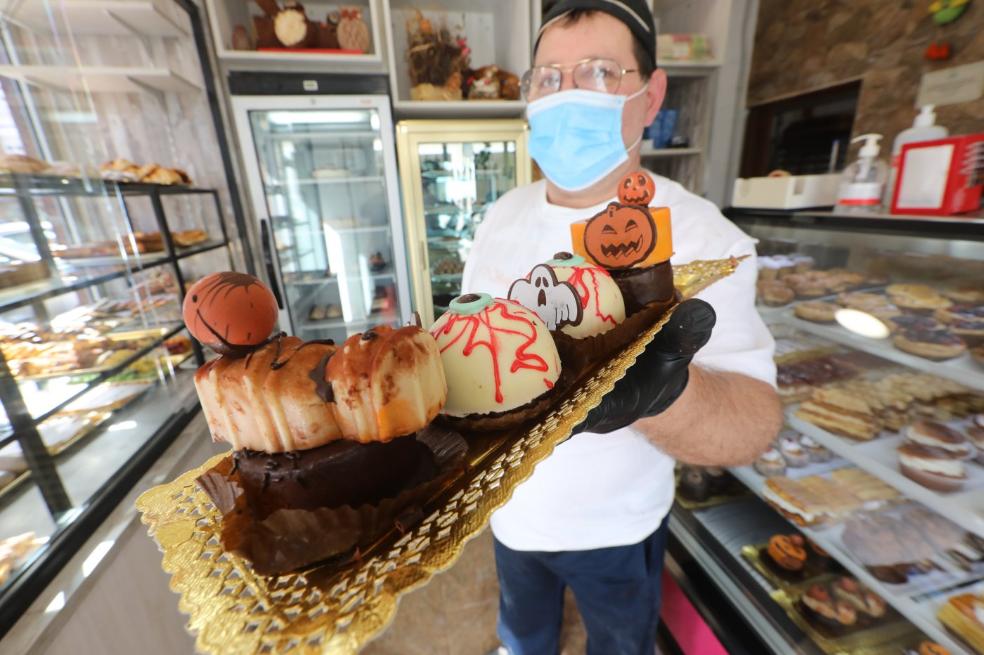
[182,271,278,354]
[571,203,673,269]
[618,170,655,205]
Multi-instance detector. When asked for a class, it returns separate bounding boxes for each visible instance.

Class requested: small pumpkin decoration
[767,534,807,571]
[583,203,657,269]
[618,170,655,205]
[182,272,278,354]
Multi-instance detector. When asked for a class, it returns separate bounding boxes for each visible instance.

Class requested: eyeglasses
[521,58,639,100]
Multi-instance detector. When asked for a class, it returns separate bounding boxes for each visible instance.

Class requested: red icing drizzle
[566,266,618,326]
[431,299,551,404]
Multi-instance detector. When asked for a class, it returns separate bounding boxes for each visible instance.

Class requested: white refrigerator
[232,93,411,342]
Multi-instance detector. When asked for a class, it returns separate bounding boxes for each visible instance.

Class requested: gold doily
[137,257,743,654]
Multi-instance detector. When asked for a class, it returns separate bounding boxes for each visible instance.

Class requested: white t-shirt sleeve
[692,244,777,387]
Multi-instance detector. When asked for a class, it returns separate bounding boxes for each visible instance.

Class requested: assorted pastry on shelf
[52,230,210,261]
[937,589,984,655]
[0,532,47,586]
[307,303,342,322]
[99,159,192,185]
[753,428,834,477]
[762,467,900,526]
[0,260,48,290]
[675,465,745,506]
[249,2,372,54]
[841,504,983,585]
[755,255,878,307]
[795,575,893,636]
[747,532,842,583]
[897,418,981,493]
[0,324,159,379]
[795,371,983,442]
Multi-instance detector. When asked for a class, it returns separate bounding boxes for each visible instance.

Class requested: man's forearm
[635,365,782,466]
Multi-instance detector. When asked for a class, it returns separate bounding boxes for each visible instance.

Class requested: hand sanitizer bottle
[836,134,888,214]
[883,105,948,208]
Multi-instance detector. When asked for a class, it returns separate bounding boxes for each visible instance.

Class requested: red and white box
[891,133,984,215]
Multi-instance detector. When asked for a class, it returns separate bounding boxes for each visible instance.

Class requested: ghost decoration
[508,264,583,331]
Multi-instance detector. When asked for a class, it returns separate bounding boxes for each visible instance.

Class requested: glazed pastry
[798,435,832,462]
[767,534,807,571]
[886,283,951,313]
[758,280,795,307]
[0,153,47,174]
[802,583,840,621]
[904,419,972,458]
[677,466,710,502]
[937,594,984,655]
[778,434,810,467]
[794,301,839,323]
[508,252,626,338]
[911,641,951,655]
[430,293,561,417]
[327,325,448,443]
[893,329,966,360]
[935,304,984,343]
[754,447,787,477]
[897,443,966,492]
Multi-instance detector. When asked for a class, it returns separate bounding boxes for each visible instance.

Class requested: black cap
[536,0,657,69]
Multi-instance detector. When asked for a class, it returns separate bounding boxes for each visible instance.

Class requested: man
[461,1,783,653]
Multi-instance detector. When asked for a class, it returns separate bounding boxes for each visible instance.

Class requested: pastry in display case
[663,209,984,655]
[0,0,248,631]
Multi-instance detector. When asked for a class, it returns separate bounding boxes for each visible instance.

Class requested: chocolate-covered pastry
[234,437,436,519]
[677,466,710,502]
[610,261,676,314]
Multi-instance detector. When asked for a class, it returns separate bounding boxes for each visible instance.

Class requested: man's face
[534,12,665,159]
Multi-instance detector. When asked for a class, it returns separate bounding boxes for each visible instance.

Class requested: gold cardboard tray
[740,543,842,592]
[137,258,742,655]
[770,584,915,655]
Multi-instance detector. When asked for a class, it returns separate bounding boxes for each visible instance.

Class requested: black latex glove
[572,298,717,435]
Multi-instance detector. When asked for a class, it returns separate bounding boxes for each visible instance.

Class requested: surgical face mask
[527,85,646,192]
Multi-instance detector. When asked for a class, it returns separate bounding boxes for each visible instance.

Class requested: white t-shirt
[462,175,776,552]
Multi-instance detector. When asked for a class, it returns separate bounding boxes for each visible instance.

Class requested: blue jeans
[493,517,669,655]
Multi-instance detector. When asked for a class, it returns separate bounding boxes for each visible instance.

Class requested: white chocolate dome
[430,293,561,417]
[545,253,626,338]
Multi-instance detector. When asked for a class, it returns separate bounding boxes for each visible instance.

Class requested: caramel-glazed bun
[194,336,341,453]
[327,325,447,443]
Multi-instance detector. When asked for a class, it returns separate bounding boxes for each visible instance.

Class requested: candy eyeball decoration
[617,170,655,205]
[182,271,278,354]
[584,203,657,269]
[508,264,583,330]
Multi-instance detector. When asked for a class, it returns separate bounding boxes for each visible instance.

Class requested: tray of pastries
[937,586,984,654]
[772,575,911,654]
[839,504,984,592]
[99,158,192,185]
[742,532,843,589]
[137,172,743,654]
[674,465,748,510]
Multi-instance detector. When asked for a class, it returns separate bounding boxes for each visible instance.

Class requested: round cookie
[794,300,839,323]
[886,283,952,313]
[759,280,795,307]
[893,329,966,360]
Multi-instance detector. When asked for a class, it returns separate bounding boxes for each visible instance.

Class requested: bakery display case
[0,0,247,634]
[664,210,984,655]
[231,89,412,341]
[396,119,530,324]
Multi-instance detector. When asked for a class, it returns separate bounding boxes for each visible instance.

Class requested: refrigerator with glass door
[232,91,411,342]
[396,119,531,326]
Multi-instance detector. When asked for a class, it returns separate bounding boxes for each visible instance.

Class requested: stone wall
[747,0,984,153]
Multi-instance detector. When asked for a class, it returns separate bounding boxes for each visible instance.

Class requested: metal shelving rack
[0,174,233,514]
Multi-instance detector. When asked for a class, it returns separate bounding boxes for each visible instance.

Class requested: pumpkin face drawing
[583,203,656,269]
[182,272,278,353]
[617,171,655,205]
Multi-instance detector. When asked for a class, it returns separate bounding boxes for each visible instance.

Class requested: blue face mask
[527,87,646,192]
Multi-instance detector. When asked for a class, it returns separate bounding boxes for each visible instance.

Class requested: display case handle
[260,218,284,310]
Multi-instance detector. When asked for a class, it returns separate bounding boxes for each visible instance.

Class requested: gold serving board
[137,257,743,655]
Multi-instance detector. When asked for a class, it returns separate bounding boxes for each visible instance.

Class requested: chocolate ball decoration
[182,272,278,354]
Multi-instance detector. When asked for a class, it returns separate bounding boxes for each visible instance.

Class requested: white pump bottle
[836,134,888,214]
